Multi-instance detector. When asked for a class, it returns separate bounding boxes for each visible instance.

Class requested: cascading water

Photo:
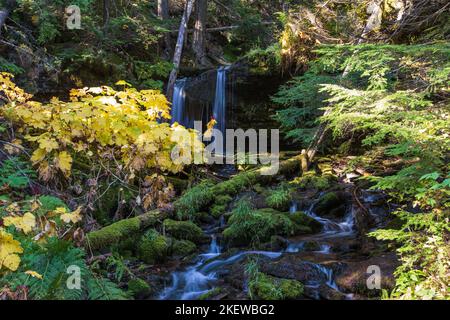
[171,78,187,126]
[210,66,230,155]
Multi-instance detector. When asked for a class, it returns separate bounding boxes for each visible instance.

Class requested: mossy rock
[163,219,204,243]
[198,287,223,300]
[212,171,259,196]
[171,239,197,257]
[291,171,331,191]
[137,229,169,264]
[127,278,152,298]
[315,192,347,217]
[224,207,296,246]
[87,217,142,250]
[289,211,322,234]
[250,272,303,300]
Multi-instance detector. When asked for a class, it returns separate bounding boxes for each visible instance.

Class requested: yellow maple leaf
[0,228,23,271]
[56,151,73,175]
[38,137,59,152]
[3,212,36,234]
[25,270,43,279]
[60,207,83,224]
[30,148,46,163]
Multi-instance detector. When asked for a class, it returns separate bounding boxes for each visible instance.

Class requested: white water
[171,78,187,126]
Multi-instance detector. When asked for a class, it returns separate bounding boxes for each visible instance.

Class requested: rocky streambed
[148,178,399,301]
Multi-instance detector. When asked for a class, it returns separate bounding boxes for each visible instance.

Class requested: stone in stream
[314,191,350,218]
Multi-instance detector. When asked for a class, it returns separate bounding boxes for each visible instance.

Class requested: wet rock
[259,255,328,284]
[314,192,349,218]
[289,211,323,234]
[318,284,347,300]
[258,236,289,251]
[334,253,398,298]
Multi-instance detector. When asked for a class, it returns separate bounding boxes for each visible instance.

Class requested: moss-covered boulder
[250,272,304,300]
[223,201,296,246]
[127,278,152,298]
[163,219,204,243]
[198,287,223,300]
[137,229,169,264]
[291,171,331,191]
[289,211,322,234]
[171,239,197,257]
[314,192,347,217]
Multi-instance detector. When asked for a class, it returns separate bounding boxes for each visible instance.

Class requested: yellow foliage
[1,73,205,182]
[3,212,36,234]
[58,207,83,224]
[25,270,43,279]
[0,228,23,272]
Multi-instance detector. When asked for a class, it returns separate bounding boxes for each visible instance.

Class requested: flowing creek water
[158,196,361,300]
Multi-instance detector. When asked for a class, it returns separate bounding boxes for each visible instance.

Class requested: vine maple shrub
[0,73,204,183]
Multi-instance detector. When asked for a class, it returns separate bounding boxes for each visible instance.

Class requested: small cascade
[171,78,187,126]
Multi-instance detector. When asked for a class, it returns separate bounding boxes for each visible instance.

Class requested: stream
[158,196,359,300]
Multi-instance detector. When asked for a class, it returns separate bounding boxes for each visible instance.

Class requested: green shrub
[127,278,152,298]
[266,187,291,211]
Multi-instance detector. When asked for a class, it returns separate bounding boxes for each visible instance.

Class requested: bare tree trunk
[166,0,195,101]
[192,0,210,67]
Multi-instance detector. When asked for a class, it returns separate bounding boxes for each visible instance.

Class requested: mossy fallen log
[175,154,305,219]
[85,210,166,251]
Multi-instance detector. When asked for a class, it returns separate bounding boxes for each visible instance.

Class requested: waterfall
[171,78,187,125]
[211,66,230,153]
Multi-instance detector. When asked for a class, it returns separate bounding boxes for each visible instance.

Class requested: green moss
[289,211,322,234]
[163,219,204,243]
[174,181,215,220]
[171,240,197,256]
[127,278,152,298]
[315,192,341,215]
[212,171,259,196]
[87,217,141,251]
[250,272,303,300]
[210,204,227,218]
[266,188,291,211]
[137,229,169,264]
[290,171,330,190]
[198,287,222,300]
[223,201,295,246]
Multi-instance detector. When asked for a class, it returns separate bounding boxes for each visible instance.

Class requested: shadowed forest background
[0,0,448,300]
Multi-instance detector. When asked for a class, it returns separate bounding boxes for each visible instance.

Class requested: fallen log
[85,210,167,251]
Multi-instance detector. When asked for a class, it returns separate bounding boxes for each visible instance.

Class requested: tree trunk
[192,0,210,67]
[157,0,171,57]
[0,0,17,34]
[166,0,195,101]
[103,0,110,28]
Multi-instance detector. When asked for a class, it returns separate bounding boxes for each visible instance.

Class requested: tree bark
[0,0,17,35]
[157,0,171,57]
[192,0,210,67]
[103,0,110,28]
[166,0,195,101]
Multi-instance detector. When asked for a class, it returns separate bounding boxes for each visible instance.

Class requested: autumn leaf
[25,270,43,279]
[56,151,73,176]
[60,207,83,224]
[3,212,36,234]
[0,228,23,271]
